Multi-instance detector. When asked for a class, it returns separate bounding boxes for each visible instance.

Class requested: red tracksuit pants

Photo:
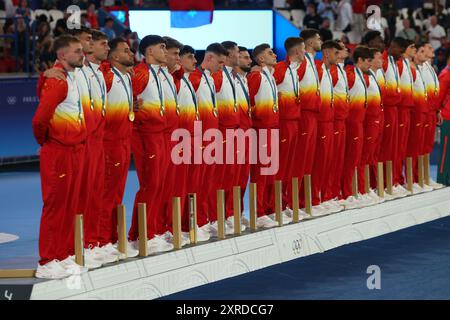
[423,113,437,155]
[323,119,347,201]
[342,120,364,199]
[38,142,85,265]
[289,111,318,208]
[160,135,188,234]
[128,130,168,241]
[251,128,277,216]
[272,120,298,210]
[238,130,251,212]
[408,111,426,182]
[98,138,131,246]
[358,115,383,194]
[312,121,334,205]
[394,107,411,186]
[78,135,105,248]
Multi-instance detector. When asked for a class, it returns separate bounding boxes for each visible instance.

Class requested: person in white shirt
[427,15,446,51]
[336,0,353,33]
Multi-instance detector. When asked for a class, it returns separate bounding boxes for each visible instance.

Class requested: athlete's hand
[437,111,443,126]
[43,68,66,80]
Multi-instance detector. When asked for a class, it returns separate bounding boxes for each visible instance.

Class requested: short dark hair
[91,30,108,41]
[238,46,248,52]
[108,37,127,56]
[252,43,271,61]
[53,34,80,54]
[221,41,238,52]
[284,37,304,53]
[404,39,415,48]
[416,42,427,50]
[67,26,91,37]
[206,42,228,56]
[163,36,183,50]
[321,40,341,51]
[391,37,408,49]
[353,45,372,63]
[105,17,113,23]
[368,47,382,57]
[300,28,319,41]
[139,35,166,56]
[180,45,195,56]
[361,31,382,45]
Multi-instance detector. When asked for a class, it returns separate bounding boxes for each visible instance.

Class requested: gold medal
[213,108,218,117]
[128,111,135,122]
[435,89,438,96]
[273,104,278,113]
[102,108,106,117]
[397,87,401,93]
[234,103,238,113]
[195,111,200,121]
[316,90,320,96]
[90,101,94,110]
[176,105,180,116]
[160,107,165,117]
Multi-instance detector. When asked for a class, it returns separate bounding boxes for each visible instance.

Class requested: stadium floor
[0,165,446,300]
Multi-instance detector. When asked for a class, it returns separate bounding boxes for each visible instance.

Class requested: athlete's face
[146,42,167,64]
[92,38,110,62]
[166,47,181,70]
[64,42,84,69]
[324,47,339,65]
[78,31,94,55]
[180,53,197,73]
[416,47,428,64]
[111,42,134,67]
[226,45,239,67]
[307,33,322,51]
[260,47,277,67]
[371,51,383,70]
[405,43,417,59]
[209,53,226,73]
[238,50,252,73]
[359,57,372,73]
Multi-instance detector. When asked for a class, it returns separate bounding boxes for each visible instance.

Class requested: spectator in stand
[303,3,323,30]
[53,11,69,37]
[428,15,447,51]
[352,0,365,35]
[81,13,91,28]
[319,18,333,42]
[101,17,116,40]
[317,0,337,30]
[336,0,352,34]
[396,19,420,43]
[437,4,450,30]
[15,0,32,21]
[87,2,99,29]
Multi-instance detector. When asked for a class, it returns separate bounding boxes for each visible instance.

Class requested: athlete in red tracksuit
[379,40,404,194]
[341,47,371,201]
[358,48,385,196]
[272,37,304,213]
[128,36,173,252]
[97,39,135,250]
[247,44,280,227]
[290,29,322,209]
[188,43,225,233]
[323,41,350,201]
[311,41,340,208]
[234,47,253,213]
[394,42,416,187]
[212,41,241,228]
[33,37,86,278]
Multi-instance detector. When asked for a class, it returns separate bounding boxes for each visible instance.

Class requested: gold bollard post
[275,180,283,227]
[172,197,182,250]
[364,165,370,194]
[138,203,148,257]
[188,193,197,245]
[406,157,413,193]
[117,205,127,257]
[304,174,312,216]
[418,155,425,188]
[292,177,300,223]
[75,214,84,266]
[233,186,242,235]
[217,189,226,239]
[386,161,393,195]
[424,153,431,185]
[249,183,257,231]
[352,167,358,198]
[377,162,385,198]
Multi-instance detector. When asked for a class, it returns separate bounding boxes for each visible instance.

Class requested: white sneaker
[102,243,126,260]
[357,193,376,207]
[427,178,445,189]
[85,246,119,265]
[339,196,360,210]
[208,221,234,236]
[256,215,278,228]
[147,235,174,254]
[35,260,69,279]
[181,232,192,246]
[283,207,293,218]
[241,216,250,228]
[311,204,330,217]
[194,224,212,242]
[60,256,89,274]
[393,185,409,198]
[411,183,424,194]
[113,241,139,258]
[368,189,385,203]
[320,200,344,213]
[420,183,434,192]
[162,231,189,247]
[226,216,247,233]
[268,212,293,224]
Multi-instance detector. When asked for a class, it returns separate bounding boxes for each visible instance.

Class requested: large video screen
[129,10,273,50]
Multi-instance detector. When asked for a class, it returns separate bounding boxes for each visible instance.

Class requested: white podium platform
[29,187,450,300]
